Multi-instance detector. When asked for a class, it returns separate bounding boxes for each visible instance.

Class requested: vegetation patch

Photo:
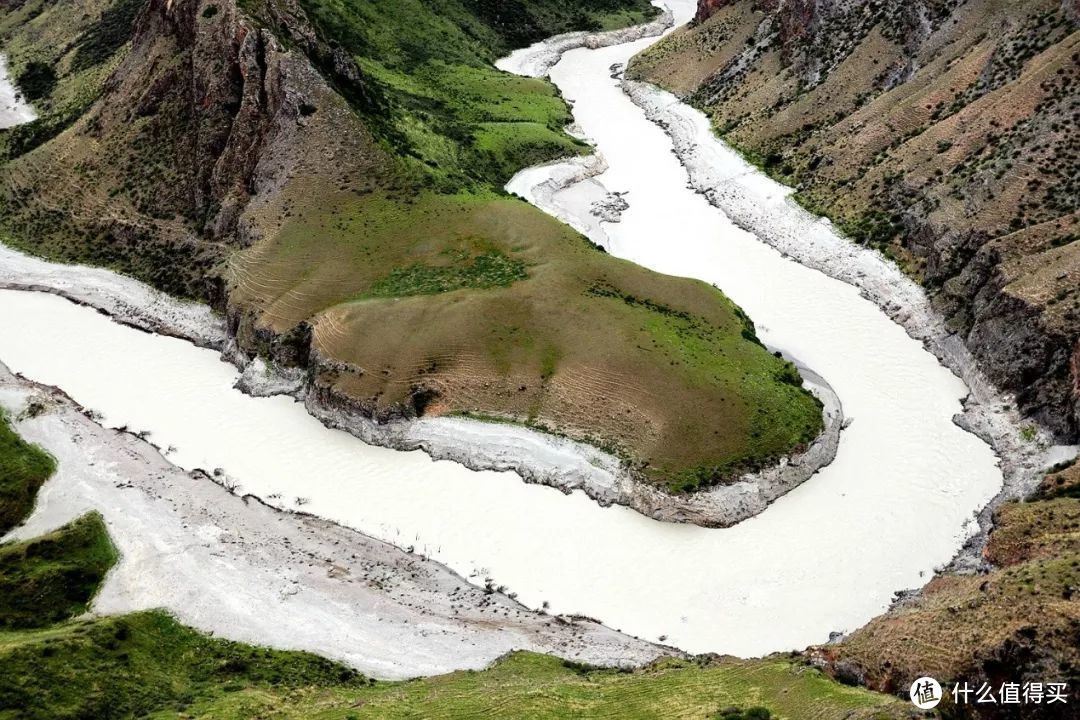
[586,282,822,493]
[0,624,903,719]
[0,513,116,629]
[0,611,370,719]
[13,62,56,102]
[70,0,143,71]
[0,410,55,535]
[367,247,527,298]
[289,0,654,188]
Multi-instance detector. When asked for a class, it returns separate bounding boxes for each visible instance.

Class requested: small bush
[15,62,57,102]
[714,707,771,720]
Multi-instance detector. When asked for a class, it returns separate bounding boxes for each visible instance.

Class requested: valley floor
[0,391,908,719]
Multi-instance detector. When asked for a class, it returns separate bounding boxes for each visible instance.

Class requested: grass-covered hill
[631,0,1080,443]
[0,410,906,719]
[0,0,824,493]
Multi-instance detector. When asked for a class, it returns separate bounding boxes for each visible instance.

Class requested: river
[0,55,36,129]
[0,3,1003,658]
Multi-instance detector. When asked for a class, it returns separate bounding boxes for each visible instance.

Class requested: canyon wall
[635,0,1080,440]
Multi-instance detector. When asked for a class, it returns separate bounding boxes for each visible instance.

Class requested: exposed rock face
[117,0,281,238]
[0,0,377,297]
[635,0,1080,440]
[694,0,733,23]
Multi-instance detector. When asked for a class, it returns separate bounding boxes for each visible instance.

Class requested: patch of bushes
[366,249,527,297]
[713,708,772,720]
[839,209,903,248]
[14,61,57,102]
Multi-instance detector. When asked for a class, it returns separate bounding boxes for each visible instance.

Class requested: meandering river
[0,2,1003,658]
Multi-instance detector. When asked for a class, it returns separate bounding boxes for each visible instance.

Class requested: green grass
[352,55,586,189]
[0,616,902,720]
[366,247,527,298]
[2,0,827,492]
[235,190,825,491]
[0,410,55,535]
[0,611,371,720]
[161,652,902,720]
[585,283,822,491]
[297,0,655,188]
[0,513,116,630]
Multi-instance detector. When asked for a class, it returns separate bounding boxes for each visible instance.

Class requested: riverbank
[0,363,665,679]
[620,77,1065,563]
[495,2,674,78]
[0,243,224,348]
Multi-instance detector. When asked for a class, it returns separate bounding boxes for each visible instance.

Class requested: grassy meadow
[0,409,55,535]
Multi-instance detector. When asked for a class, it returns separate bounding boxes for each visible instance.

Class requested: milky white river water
[0,0,1003,658]
[0,55,36,129]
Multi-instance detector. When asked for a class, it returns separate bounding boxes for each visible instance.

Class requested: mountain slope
[632,0,1080,440]
[0,0,824,494]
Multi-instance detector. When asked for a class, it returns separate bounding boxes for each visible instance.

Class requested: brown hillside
[632,0,1080,440]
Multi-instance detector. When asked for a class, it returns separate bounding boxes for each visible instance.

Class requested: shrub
[15,62,57,102]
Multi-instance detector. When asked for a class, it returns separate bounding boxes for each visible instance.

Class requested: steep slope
[632,0,1080,441]
[815,462,1080,714]
[0,0,824,494]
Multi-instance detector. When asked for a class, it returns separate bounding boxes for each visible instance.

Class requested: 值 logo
[910,677,942,709]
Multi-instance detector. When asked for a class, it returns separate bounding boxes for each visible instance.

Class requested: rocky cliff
[634,0,1080,441]
[0,0,373,297]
